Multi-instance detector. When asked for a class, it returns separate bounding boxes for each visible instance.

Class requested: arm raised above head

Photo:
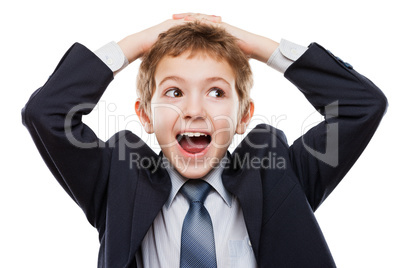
[285,43,387,211]
[22,43,115,229]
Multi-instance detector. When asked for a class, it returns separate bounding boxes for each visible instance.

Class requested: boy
[22,13,387,267]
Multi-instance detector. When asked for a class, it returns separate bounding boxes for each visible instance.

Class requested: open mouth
[176,132,212,154]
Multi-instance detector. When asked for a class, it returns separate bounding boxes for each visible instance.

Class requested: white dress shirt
[94,38,307,267]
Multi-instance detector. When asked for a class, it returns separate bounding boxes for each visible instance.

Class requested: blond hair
[136,21,253,118]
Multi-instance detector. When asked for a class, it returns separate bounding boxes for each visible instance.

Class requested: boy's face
[137,51,253,178]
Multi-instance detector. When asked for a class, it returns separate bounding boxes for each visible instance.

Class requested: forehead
[154,51,235,86]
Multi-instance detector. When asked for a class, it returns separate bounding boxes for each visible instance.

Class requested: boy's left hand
[173,12,279,63]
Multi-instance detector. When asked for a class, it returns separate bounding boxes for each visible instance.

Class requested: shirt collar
[163,155,232,209]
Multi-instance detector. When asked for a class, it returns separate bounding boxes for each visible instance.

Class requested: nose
[182,95,206,120]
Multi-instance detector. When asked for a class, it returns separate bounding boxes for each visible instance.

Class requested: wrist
[220,22,278,63]
[250,35,279,63]
[117,33,144,63]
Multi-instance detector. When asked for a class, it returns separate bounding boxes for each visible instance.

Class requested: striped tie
[180,179,217,268]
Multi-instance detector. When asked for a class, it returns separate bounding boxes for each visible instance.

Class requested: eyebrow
[205,77,232,87]
[158,76,185,87]
[158,76,232,88]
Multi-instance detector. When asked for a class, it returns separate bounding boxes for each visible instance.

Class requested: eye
[208,87,225,98]
[165,88,183,98]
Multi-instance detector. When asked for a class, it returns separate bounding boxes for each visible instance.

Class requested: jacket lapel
[222,151,263,261]
[126,153,171,265]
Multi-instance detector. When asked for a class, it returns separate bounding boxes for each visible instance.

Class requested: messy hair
[136,21,253,118]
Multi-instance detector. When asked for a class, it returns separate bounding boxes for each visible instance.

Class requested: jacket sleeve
[285,43,388,211]
[22,43,115,229]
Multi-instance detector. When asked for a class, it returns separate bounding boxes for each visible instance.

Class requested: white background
[1,0,401,267]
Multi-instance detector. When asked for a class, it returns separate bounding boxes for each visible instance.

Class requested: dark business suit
[22,42,387,267]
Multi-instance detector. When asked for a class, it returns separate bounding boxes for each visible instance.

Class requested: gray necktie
[180,179,217,268]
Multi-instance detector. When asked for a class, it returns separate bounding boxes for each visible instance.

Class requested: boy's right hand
[117,14,221,63]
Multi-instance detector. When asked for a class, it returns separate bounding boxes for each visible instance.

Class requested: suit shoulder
[234,124,289,157]
[106,130,157,158]
[253,124,288,146]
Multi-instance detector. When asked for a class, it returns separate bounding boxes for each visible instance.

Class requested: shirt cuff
[94,41,129,74]
[267,39,308,73]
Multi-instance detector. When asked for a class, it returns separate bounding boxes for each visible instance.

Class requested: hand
[173,13,279,63]
[221,22,279,63]
[172,13,222,23]
[118,14,223,63]
[118,19,184,63]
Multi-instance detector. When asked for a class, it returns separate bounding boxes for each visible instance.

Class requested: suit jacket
[22,42,387,267]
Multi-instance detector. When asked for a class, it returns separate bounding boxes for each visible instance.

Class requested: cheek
[209,102,239,145]
[209,98,239,126]
[152,105,181,138]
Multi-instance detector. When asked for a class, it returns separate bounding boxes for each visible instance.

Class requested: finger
[174,13,222,24]
[195,14,221,23]
[210,15,222,23]
[186,14,222,23]
[184,15,196,21]
[172,13,193,20]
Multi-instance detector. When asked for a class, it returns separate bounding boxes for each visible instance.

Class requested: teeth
[181,132,208,137]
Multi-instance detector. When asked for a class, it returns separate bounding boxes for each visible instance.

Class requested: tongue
[179,136,210,154]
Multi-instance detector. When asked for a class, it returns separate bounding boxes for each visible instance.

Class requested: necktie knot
[180,179,211,204]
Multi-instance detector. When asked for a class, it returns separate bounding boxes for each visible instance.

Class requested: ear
[236,100,254,135]
[135,98,154,134]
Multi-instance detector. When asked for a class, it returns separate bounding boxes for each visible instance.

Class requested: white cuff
[267,39,308,73]
[94,41,129,74]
